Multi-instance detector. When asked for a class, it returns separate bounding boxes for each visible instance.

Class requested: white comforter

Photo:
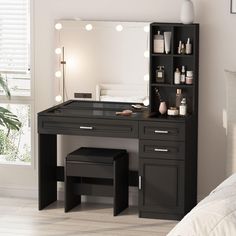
[167,174,236,236]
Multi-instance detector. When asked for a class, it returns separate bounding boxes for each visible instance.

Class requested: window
[0,0,32,165]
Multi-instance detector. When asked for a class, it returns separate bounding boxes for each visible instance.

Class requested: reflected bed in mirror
[54,20,150,103]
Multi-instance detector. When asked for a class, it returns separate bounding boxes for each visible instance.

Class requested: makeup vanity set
[38,22,199,220]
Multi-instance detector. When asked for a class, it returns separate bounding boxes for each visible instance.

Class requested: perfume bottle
[156,66,165,83]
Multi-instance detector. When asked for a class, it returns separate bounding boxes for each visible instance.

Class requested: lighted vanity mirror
[54,20,150,103]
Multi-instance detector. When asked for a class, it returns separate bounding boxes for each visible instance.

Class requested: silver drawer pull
[154,148,169,152]
[79,126,93,130]
[139,176,142,190]
[154,130,169,134]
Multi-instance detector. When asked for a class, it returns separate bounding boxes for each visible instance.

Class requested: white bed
[168,173,236,236]
[168,70,236,236]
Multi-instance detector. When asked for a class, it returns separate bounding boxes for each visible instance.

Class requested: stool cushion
[66,147,127,164]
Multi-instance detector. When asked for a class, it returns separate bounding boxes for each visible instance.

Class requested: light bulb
[144,50,149,58]
[55,71,62,78]
[55,95,62,102]
[55,48,62,55]
[144,74,149,81]
[144,25,150,33]
[85,24,93,31]
[55,23,62,30]
[116,24,123,32]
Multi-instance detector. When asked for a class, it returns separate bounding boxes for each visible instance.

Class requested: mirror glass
[55,20,150,103]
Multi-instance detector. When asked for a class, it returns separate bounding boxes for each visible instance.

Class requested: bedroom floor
[0,197,177,236]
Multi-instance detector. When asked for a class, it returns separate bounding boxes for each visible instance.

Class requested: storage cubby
[151,56,173,84]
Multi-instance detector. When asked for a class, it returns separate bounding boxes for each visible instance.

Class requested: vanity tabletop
[38,100,189,122]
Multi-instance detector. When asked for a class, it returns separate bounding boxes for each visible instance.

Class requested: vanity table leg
[38,134,57,210]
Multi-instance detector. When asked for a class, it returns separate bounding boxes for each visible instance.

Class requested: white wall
[1,0,236,201]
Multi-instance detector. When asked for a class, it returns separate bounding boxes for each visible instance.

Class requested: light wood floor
[0,197,177,236]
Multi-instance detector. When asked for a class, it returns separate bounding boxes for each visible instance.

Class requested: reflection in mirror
[54,20,150,103]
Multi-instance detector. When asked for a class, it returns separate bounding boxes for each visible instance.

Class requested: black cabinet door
[139,158,185,217]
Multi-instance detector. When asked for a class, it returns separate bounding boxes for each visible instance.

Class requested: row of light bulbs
[55,22,150,33]
[54,22,150,103]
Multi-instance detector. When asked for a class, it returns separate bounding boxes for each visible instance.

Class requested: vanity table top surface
[38,100,189,122]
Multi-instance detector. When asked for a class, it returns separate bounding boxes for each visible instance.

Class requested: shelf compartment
[150,56,173,84]
[173,25,196,55]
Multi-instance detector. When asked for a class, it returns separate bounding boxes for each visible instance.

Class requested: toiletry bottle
[181,43,185,54]
[154,31,164,53]
[179,98,187,116]
[176,89,183,108]
[180,65,186,84]
[186,38,192,54]
[178,41,182,54]
[174,68,181,84]
[156,66,165,83]
[186,70,193,84]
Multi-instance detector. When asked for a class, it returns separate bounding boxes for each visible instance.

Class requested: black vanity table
[38,99,197,220]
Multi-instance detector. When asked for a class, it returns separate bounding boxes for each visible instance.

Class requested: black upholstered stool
[65,147,129,216]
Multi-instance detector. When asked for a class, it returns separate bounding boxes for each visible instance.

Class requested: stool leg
[113,154,129,216]
[65,174,81,212]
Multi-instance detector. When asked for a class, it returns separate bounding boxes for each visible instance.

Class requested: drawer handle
[79,126,93,130]
[154,130,169,134]
[139,176,142,190]
[154,148,169,152]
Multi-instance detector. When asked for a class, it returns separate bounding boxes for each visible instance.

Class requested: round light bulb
[55,48,62,55]
[85,24,93,31]
[55,71,62,78]
[55,95,62,102]
[144,25,150,33]
[55,23,62,30]
[144,50,149,58]
[144,74,149,81]
[116,25,123,32]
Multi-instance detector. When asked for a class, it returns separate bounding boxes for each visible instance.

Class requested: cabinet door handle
[79,126,93,130]
[154,148,169,152]
[139,176,142,190]
[154,130,169,134]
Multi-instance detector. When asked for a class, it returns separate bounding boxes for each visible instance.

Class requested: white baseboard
[0,186,37,199]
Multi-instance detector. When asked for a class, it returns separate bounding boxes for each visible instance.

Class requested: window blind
[0,0,30,73]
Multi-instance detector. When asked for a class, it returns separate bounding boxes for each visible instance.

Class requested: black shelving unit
[138,22,199,220]
[149,22,199,116]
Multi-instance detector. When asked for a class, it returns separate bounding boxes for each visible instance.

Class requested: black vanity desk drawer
[139,121,185,141]
[38,116,138,138]
[139,140,185,160]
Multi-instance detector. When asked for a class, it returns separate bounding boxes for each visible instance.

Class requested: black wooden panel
[38,134,57,210]
[38,116,138,138]
[139,140,185,160]
[66,162,113,179]
[139,158,185,215]
[56,166,138,187]
[73,183,113,197]
[139,121,185,141]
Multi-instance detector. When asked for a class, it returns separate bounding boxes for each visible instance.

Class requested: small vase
[180,0,194,24]
[159,101,167,115]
